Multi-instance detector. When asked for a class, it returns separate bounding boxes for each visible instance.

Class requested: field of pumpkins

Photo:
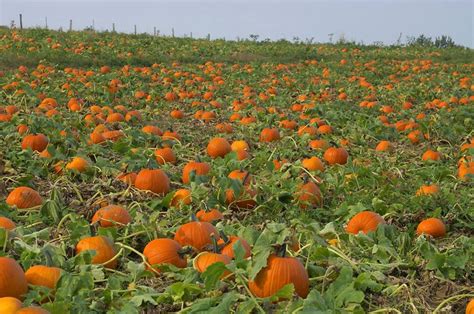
[0,29,473,313]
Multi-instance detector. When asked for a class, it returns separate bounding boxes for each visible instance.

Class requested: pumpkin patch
[0,27,472,313]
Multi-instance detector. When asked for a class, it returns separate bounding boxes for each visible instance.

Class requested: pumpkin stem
[211,234,220,253]
[242,171,251,186]
[302,174,309,184]
[219,230,229,244]
[276,243,287,258]
[178,246,194,257]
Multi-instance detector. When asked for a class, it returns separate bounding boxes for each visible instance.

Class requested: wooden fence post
[134,25,137,35]
[69,20,72,31]
[172,28,175,37]
[19,14,23,29]
[112,23,115,32]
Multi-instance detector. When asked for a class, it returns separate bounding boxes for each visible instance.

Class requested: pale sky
[1,0,473,47]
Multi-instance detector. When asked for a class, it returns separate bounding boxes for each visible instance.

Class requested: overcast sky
[1,0,473,47]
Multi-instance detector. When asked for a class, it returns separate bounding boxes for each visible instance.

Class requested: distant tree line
[406,34,460,48]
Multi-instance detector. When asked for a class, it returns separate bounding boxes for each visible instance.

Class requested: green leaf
[201,262,228,291]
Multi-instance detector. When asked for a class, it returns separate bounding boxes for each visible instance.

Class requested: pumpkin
[102,130,124,142]
[6,187,43,209]
[297,125,318,137]
[154,147,176,165]
[219,236,251,259]
[135,169,170,195]
[162,130,181,141]
[207,137,231,159]
[24,265,62,290]
[458,162,474,181]
[15,307,50,314]
[416,218,446,238]
[65,157,89,172]
[193,252,231,277]
[143,238,187,272]
[422,150,441,161]
[298,181,322,208]
[273,158,289,170]
[317,124,333,134]
[142,125,163,136]
[0,257,28,299]
[0,217,16,230]
[21,134,48,152]
[182,161,211,184]
[346,211,385,234]
[75,236,117,269]
[375,140,393,152]
[174,221,219,251]
[92,205,132,227]
[17,124,29,135]
[0,297,22,314]
[233,148,249,160]
[170,189,192,207]
[225,170,257,209]
[416,184,439,196]
[116,172,137,185]
[249,246,309,299]
[302,156,325,172]
[323,147,349,165]
[170,110,184,119]
[260,128,280,142]
[466,299,474,314]
[89,132,105,144]
[196,208,224,223]
[231,140,249,152]
[106,112,124,123]
[309,139,329,150]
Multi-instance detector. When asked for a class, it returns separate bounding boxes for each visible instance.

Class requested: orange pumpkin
[323,147,349,165]
[207,137,231,159]
[309,139,329,150]
[66,157,89,172]
[346,211,385,234]
[75,236,117,269]
[466,299,474,314]
[21,134,48,152]
[219,236,251,259]
[170,189,192,207]
[0,217,16,230]
[174,221,219,251]
[196,208,224,223]
[154,147,176,165]
[182,161,211,184]
[0,257,28,299]
[249,249,309,299]
[193,252,231,277]
[92,205,132,227]
[231,140,249,152]
[422,150,441,161]
[375,140,393,152]
[116,172,137,185]
[143,238,188,272]
[6,187,43,209]
[298,181,322,208]
[24,265,62,290]
[225,170,257,209]
[15,306,50,314]
[416,218,446,238]
[302,156,325,172]
[135,169,170,195]
[0,297,22,314]
[416,184,439,196]
[260,128,280,142]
